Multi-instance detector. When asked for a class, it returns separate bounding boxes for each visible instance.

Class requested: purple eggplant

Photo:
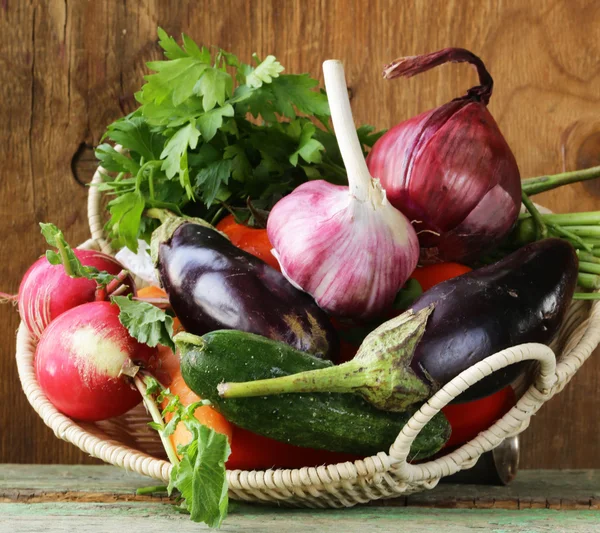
[408,237,578,401]
[151,214,338,359]
[218,239,578,410]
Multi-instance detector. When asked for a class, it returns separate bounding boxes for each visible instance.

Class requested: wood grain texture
[3,504,600,533]
[2,465,600,510]
[1,467,600,532]
[1,0,599,467]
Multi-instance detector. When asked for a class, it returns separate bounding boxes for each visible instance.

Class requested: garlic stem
[323,60,374,203]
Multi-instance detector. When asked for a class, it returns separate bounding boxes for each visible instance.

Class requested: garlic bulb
[267,60,419,320]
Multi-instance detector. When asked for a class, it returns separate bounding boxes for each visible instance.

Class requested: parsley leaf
[195,160,233,207]
[245,55,284,88]
[194,67,233,111]
[157,27,187,60]
[103,115,164,162]
[40,223,118,287]
[197,104,234,141]
[98,28,382,247]
[270,74,330,118]
[160,121,200,198]
[112,295,175,351]
[289,122,325,166]
[107,192,146,252]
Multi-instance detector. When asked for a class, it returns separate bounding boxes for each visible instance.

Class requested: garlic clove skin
[267,179,419,320]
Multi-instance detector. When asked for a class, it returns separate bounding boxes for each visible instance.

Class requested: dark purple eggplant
[218,239,578,410]
[150,213,338,359]
[409,238,577,401]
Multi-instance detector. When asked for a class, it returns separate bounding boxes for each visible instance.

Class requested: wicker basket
[15,159,600,507]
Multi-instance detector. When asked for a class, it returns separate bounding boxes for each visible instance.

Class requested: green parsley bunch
[96,28,383,252]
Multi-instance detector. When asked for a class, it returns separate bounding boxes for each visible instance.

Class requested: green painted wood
[1,465,599,510]
[0,503,598,532]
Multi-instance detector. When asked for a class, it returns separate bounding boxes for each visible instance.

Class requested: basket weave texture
[15,160,600,507]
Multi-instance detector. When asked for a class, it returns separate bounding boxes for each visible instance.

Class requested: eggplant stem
[522,165,600,196]
[323,60,375,204]
[218,359,367,399]
[521,191,548,240]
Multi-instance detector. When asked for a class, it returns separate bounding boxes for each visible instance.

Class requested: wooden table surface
[1,466,599,532]
[1,0,600,469]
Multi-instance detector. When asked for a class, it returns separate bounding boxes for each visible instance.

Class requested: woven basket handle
[87,146,125,255]
[388,342,557,482]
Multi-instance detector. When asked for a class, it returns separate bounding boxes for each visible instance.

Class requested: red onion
[367,48,522,263]
[267,60,419,320]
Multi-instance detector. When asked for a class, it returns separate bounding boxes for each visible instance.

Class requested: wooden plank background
[1,0,599,468]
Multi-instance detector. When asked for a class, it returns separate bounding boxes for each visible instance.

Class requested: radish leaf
[39,223,117,287]
[112,294,175,350]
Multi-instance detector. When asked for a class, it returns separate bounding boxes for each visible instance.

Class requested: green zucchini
[177,330,450,459]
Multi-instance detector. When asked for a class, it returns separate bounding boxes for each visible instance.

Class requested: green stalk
[540,212,600,226]
[219,306,435,412]
[556,226,600,238]
[546,223,593,252]
[578,273,600,290]
[522,165,600,196]
[579,262,600,275]
[56,238,74,276]
[136,485,168,496]
[573,292,600,300]
[579,251,600,263]
[521,191,548,239]
[133,374,180,467]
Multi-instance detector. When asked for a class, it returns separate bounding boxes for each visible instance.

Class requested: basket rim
[14,150,600,504]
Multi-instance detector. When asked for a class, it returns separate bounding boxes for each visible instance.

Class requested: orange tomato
[162,370,234,454]
[137,286,168,299]
[216,214,280,271]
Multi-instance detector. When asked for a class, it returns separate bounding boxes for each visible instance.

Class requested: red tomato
[411,262,472,292]
[216,215,281,271]
[442,387,516,448]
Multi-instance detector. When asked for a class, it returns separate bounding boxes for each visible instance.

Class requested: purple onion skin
[366,48,522,263]
[157,222,339,360]
[410,238,578,402]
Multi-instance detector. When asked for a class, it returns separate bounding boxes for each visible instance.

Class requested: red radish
[18,250,135,339]
[35,301,156,421]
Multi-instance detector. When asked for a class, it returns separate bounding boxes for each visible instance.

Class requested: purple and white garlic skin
[267,60,419,321]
